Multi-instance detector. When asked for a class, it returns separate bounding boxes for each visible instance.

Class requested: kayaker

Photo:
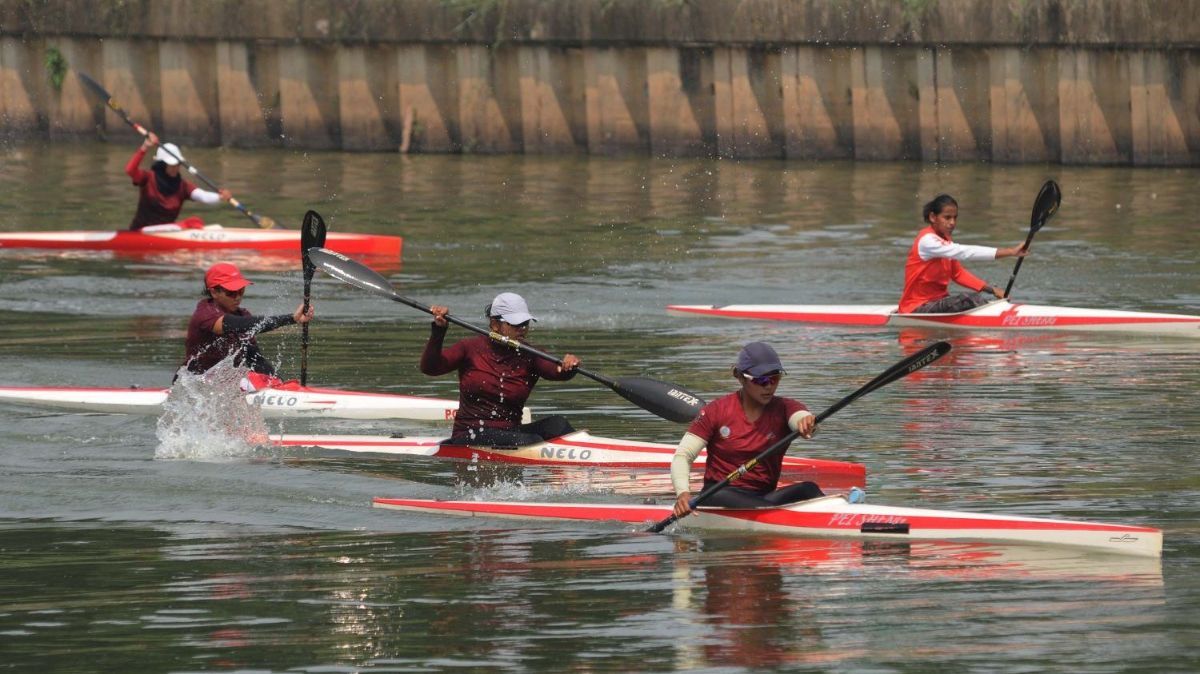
[899,194,1029,314]
[182,262,314,379]
[671,342,836,519]
[126,132,233,230]
[422,292,580,445]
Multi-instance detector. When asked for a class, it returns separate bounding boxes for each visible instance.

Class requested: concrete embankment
[2,0,1198,165]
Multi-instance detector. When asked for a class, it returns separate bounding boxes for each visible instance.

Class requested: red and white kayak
[372,495,1162,558]
[274,430,865,483]
[0,224,401,257]
[667,300,1200,337]
[0,381,473,422]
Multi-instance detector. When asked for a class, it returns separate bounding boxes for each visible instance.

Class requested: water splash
[155,360,269,461]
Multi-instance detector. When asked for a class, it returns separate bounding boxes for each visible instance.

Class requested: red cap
[204,262,252,291]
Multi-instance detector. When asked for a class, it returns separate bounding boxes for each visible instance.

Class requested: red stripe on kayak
[374,499,666,522]
[668,305,891,325]
[725,508,1160,533]
[0,230,401,257]
[905,313,1200,328]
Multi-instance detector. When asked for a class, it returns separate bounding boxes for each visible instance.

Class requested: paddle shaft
[1001,229,1037,299]
[300,273,314,386]
[78,72,276,229]
[647,341,951,533]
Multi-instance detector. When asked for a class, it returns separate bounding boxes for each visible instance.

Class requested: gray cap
[489,292,537,325]
[736,342,785,376]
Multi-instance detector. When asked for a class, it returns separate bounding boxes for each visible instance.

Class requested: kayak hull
[275,430,866,483]
[372,496,1162,558]
[0,383,471,421]
[667,300,1200,337]
[0,226,401,257]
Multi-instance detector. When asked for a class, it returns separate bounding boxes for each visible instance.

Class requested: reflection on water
[0,523,1166,672]
[0,144,1198,671]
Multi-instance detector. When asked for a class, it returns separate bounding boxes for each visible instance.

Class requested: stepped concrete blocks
[2,16,1199,167]
[99,39,160,143]
[278,44,337,150]
[518,45,585,154]
[989,47,1058,164]
[783,46,854,160]
[647,46,713,158]
[922,49,991,162]
[158,41,218,146]
[1059,49,1130,165]
[458,45,521,154]
[1130,50,1199,166]
[398,44,457,153]
[1,37,44,138]
[336,45,393,151]
[584,47,648,156]
[42,39,100,140]
[714,47,783,159]
[216,41,272,147]
[852,46,921,161]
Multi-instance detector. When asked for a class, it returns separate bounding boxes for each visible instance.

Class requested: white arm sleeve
[671,433,708,496]
[788,409,814,431]
[189,188,222,205]
[917,233,997,262]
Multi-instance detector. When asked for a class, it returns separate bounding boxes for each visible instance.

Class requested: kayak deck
[667,300,1200,337]
[0,382,472,422]
[372,495,1162,558]
[0,225,401,257]
[274,430,865,485]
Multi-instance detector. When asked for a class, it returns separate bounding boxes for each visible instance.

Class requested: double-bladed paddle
[1002,180,1062,300]
[647,340,952,533]
[299,210,328,386]
[306,247,707,423]
[77,71,279,230]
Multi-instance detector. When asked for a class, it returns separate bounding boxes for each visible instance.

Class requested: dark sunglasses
[504,319,531,329]
[215,286,245,297]
[741,371,782,386]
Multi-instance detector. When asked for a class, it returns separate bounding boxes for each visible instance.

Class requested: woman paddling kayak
[899,194,1029,314]
[422,293,580,445]
[126,132,233,230]
[671,342,832,519]
[182,262,314,381]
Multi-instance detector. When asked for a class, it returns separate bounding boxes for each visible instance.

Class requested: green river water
[0,143,1197,672]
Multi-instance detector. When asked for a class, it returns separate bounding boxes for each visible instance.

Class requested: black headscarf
[151,160,182,196]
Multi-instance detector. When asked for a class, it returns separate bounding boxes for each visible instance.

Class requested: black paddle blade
[612,376,706,423]
[307,247,399,300]
[1030,180,1062,232]
[77,72,111,102]
[301,211,327,269]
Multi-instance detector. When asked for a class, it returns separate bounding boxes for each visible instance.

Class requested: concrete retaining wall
[3,0,1199,165]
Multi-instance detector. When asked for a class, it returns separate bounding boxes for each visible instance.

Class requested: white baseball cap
[154,142,184,166]
[488,292,537,325]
